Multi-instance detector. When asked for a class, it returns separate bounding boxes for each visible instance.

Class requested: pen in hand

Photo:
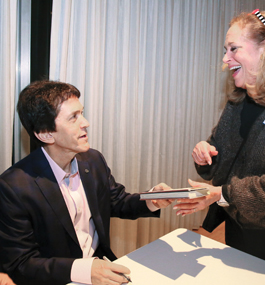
[103,256,132,283]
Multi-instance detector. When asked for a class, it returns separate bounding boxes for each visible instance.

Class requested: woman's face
[223,23,264,90]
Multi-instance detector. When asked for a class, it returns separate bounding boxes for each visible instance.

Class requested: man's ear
[34,131,55,144]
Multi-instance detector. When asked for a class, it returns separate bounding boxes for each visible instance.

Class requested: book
[140,187,209,200]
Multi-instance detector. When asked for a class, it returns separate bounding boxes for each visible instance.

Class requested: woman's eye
[224,46,238,55]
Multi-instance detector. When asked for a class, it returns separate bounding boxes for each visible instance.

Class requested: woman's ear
[34,131,55,144]
[259,40,265,59]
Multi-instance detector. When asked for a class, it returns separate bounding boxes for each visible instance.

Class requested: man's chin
[81,143,90,152]
[75,143,90,154]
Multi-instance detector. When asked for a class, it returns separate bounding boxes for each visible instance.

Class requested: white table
[69,228,265,284]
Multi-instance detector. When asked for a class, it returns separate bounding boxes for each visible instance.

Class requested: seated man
[0,80,173,285]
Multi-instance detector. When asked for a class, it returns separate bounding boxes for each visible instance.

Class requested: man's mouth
[79,134,87,139]
[230,65,241,77]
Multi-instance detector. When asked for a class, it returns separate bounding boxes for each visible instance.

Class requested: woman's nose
[223,52,230,63]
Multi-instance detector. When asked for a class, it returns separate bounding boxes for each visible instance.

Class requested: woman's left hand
[173,179,222,216]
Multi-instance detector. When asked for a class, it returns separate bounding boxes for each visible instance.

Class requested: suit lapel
[32,149,108,248]
[32,149,79,247]
[78,160,107,243]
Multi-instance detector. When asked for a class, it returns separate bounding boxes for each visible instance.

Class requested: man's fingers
[92,259,131,285]
[153,182,171,191]
[108,263,131,275]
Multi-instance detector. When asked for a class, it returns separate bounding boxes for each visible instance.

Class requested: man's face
[51,96,90,157]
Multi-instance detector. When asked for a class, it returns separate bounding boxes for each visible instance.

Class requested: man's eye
[70,114,77,120]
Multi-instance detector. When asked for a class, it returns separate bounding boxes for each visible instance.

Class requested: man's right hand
[192,141,218,166]
[91,258,131,285]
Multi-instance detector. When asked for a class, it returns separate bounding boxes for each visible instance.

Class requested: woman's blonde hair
[225,11,265,106]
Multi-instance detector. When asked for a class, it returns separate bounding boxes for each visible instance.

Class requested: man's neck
[42,145,74,173]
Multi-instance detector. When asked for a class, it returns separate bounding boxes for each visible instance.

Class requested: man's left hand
[151,182,175,208]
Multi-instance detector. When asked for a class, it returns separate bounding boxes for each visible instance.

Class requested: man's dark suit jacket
[0,147,159,285]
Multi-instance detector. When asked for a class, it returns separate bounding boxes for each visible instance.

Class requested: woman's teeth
[230,65,241,71]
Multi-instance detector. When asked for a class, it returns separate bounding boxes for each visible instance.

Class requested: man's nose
[81,116,90,128]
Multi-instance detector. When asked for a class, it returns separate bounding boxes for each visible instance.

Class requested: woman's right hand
[173,179,222,216]
[192,141,218,165]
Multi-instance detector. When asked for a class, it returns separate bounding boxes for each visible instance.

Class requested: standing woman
[174,10,265,259]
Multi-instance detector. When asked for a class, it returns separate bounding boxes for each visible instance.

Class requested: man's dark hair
[17,80,80,146]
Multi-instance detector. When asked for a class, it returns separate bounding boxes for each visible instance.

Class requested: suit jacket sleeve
[0,148,80,285]
[0,176,74,285]
[99,151,160,219]
[80,149,160,221]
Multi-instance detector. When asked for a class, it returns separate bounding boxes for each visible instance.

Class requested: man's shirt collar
[41,147,79,185]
